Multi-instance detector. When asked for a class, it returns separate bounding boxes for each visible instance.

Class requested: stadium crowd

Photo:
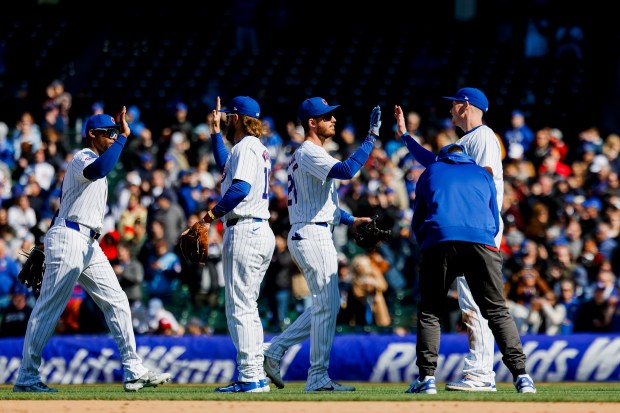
[1,79,620,339]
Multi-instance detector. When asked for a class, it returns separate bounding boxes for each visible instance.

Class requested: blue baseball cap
[85,114,119,131]
[298,97,340,122]
[442,87,489,113]
[437,143,466,159]
[220,96,261,119]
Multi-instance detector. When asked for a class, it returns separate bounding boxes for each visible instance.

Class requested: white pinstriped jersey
[287,141,340,224]
[57,148,107,232]
[221,135,271,222]
[457,125,504,215]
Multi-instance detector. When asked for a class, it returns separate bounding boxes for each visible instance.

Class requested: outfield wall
[1,333,618,384]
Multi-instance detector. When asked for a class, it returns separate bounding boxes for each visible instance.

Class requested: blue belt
[53,217,101,240]
[226,217,264,228]
[315,222,329,227]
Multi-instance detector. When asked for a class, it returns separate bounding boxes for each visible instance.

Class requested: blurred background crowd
[1,1,620,337]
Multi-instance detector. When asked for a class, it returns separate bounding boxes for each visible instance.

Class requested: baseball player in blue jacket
[406,143,536,394]
[395,87,501,391]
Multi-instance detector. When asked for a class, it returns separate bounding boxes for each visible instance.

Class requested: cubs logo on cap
[442,87,489,113]
[85,114,119,131]
[298,97,340,122]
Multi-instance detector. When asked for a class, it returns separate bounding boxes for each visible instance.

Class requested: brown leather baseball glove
[178,220,210,265]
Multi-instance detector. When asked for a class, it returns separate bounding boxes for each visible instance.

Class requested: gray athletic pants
[415,241,527,378]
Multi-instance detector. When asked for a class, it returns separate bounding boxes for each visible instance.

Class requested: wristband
[204,210,216,223]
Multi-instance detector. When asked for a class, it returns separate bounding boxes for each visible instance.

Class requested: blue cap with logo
[220,96,261,119]
[442,87,489,113]
[85,114,119,131]
[298,97,340,122]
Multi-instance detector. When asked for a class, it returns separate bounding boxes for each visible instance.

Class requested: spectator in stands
[557,279,581,334]
[525,290,566,335]
[7,194,37,240]
[170,102,194,138]
[0,282,33,337]
[113,241,145,308]
[147,297,183,336]
[594,222,617,262]
[345,254,390,328]
[45,79,72,132]
[188,112,214,167]
[231,0,260,56]
[118,193,148,242]
[0,238,20,310]
[260,116,282,166]
[505,265,551,334]
[523,202,550,245]
[185,316,207,336]
[148,189,186,249]
[573,282,618,332]
[165,132,191,180]
[145,238,182,306]
[125,105,145,137]
[263,233,294,332]
[0,120,16,170]
[526,127,554,174]
[19,148,55,192]
[176,169,203,217]
[503,110,535,160]
[12,111,42,161]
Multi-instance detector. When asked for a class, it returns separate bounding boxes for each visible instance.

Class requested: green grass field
[2,382,620,402]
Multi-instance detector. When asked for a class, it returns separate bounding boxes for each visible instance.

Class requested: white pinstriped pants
[455,219,504,382]
[222,219,275,382]
[265,223,339,391]
[15,225,148,386]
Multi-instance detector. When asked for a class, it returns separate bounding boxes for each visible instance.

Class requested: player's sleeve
[211,132,229,172]
[83,135,127,180]
[401,132,436,167]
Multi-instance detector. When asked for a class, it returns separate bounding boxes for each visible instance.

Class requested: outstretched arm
[328,105,381,179]
[211,96,229,172]
[394,105,436,167]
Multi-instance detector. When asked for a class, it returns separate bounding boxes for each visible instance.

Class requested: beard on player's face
[317,121,335,139]
[227,120,237,140]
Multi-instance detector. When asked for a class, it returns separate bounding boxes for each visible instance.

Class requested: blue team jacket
[412,146,500,251]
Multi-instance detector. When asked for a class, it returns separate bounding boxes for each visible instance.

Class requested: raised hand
[369,105,382,136]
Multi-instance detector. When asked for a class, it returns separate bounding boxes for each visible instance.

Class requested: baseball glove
[178,220,210,265]
[17,246,46,294]
[354,215,392,250]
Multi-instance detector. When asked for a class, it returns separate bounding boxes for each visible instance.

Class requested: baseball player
[13,108,171,393]
[198,96,275,393]
[407,143,536,394]
[263,97,379,392]
[394,87,502,391]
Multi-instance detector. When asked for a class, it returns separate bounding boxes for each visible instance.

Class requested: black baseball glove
[354,215,392,249]
[18,246,46,294]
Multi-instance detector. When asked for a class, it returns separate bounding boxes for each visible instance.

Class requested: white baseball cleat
[124,371,172,392]
[513,374,537,394]
[446,376,497,392]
